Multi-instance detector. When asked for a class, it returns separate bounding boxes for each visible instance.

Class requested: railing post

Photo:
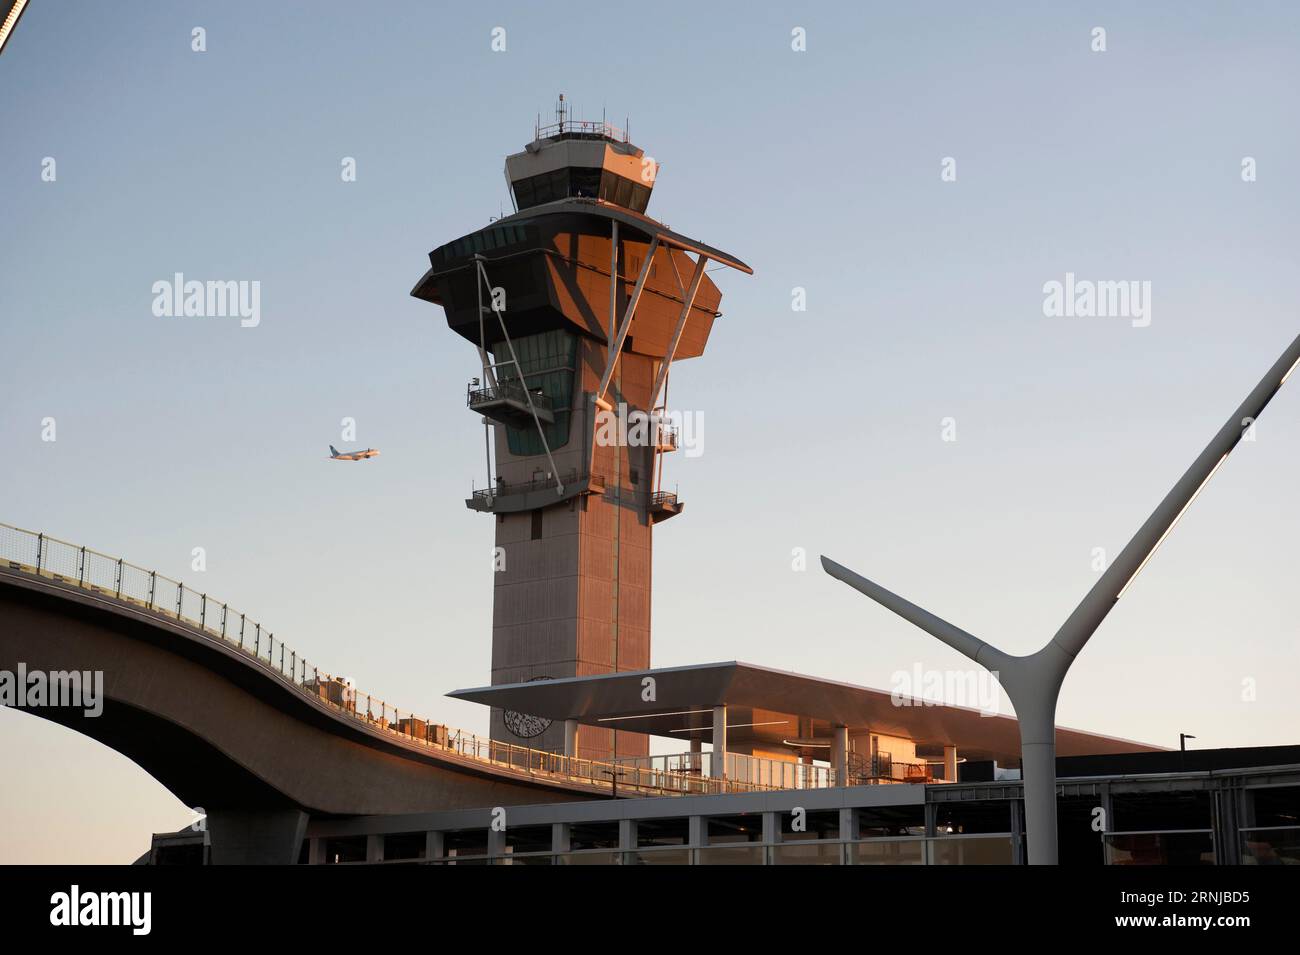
[115,558,123,597]
[278,641,283,673]
[176,584,183,619]
[148,571,156,609]
[200,594,206,629]
[77,546,85,585]
[239,614,245,649]
[290,650,295,679]
[254,623,260,657]
[221,603,227,638]
[35,533,43,573]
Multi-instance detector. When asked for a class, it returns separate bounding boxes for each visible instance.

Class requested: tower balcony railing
[472,472,563,502]
[469,471,606,507]
[535,118,629,144]
[654,424,678,452]
[466,379,554,425]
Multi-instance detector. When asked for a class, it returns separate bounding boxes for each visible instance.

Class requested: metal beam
[649,253,708,411]
[711,704,727,780]
[474,267,498,392]
[608,219,618,369]
[595,235,659,408]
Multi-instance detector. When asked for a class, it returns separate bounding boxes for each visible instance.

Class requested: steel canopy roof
[497,197,753,274]
[448,661,1160,764]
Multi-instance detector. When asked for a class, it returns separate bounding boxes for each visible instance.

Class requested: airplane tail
[329,445,339,457]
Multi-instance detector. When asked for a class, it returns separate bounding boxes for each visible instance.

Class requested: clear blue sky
[2,1,1298,862]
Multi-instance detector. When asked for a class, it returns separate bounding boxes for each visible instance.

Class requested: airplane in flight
[329,445,380,461]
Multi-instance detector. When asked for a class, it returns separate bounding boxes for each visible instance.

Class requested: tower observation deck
[411,99,751,762]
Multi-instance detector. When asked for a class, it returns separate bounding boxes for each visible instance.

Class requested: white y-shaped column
[824,331,1300,864]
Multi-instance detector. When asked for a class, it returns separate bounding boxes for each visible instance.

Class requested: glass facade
[697,844,766,865]
[492,329,576,455]
[441,223,535,263]
[1241,827,1300,864]
[852,839,925,865]
[929,835,1016,865]
[1103,831,1215,865]
[511,167,651,213]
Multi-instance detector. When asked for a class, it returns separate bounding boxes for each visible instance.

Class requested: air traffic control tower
[411,99,751,761]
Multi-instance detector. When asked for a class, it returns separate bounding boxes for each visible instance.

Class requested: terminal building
[2,103,1298,866]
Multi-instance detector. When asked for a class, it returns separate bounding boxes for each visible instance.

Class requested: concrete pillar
[563,718,578,758]
[618,818,637,852]
[551,822,571,854]
[1240,786,1257,829]
[207,809,308,865]
[365,833,383,863]
[426,830,445,862]
[1009,800,1024,865]
[762,812,777,865]
[487,821,506,860]
[838,808,858,843]
[1210,788,1240,865]
[307,837,325,866]
[943,744,958,783]
[833,725,849,787]
[688,815,704,848]
[1098,781,1113,835]
[689,737,702,773]
[711,704,727,779]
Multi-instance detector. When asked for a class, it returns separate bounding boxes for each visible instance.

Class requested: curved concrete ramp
[0,568,601,862]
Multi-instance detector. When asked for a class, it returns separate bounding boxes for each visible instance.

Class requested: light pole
[824,331,1300,864]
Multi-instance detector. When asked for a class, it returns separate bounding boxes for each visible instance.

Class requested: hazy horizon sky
[3,1,1299,863]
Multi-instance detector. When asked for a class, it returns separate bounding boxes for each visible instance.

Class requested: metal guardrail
[466,380,553,417]
[343,834,1018,866]
[0,521,817,800]
[470,471,608,504]
[535,118,628,144]
[471,473,566,501]
[0,522,461,746]
[655,425,678,451]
